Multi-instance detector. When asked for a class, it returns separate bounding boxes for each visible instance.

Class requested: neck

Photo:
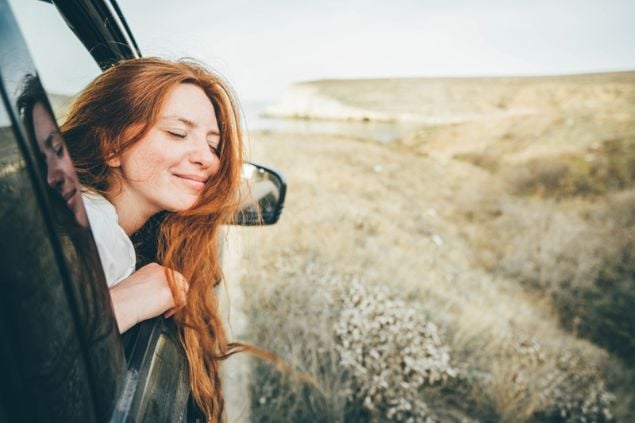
[106,185,158,236]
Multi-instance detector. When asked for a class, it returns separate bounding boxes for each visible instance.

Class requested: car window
[0,85,103,422]
[8,0,102,118]
[3,3,197,420]
[0,3,125,420]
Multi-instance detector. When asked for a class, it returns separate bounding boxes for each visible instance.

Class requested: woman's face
[32,102,89,227]
[111,83,221,215]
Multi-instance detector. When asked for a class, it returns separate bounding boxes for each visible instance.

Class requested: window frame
[0,0,194,421]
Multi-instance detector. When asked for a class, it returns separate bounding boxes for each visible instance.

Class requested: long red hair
[61,57,244,421]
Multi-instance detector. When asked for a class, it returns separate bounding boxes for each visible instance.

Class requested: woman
[18,75,89,228]
[18,75,122,420]
[61,57,244,421]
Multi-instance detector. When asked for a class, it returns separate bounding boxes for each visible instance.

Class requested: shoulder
[82,191,116,217]
[82,191,122,240]
[82,190,136,287]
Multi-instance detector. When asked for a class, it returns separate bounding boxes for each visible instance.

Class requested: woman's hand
[109,262,189,333]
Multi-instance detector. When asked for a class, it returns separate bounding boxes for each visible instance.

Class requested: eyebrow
[161,115,220,136]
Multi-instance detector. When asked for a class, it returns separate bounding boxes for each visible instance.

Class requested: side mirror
[234,162,286,225]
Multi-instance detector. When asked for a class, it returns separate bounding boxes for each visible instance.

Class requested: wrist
[109,284,140,333]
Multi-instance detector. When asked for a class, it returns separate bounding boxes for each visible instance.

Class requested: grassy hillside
[232,72,635,422]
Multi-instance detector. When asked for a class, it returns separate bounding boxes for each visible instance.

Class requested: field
[223,72,635,422]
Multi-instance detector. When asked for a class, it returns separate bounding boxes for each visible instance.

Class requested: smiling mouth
[173,174,208,191]
[63,188,77,207]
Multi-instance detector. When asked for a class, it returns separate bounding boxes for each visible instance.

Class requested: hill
[233,70,635,421]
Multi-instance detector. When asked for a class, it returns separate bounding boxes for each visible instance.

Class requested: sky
[117,0,635,103]
[11,0,635,104]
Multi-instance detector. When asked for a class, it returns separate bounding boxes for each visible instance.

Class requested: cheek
[123,146,167,181]
[60,155,77,179]
[211,158,221,175]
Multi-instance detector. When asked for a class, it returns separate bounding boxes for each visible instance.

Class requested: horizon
[278,68,635,84]
[46,68,635,109]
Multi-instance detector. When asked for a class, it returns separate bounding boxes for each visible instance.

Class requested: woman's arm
[109,262,188,333]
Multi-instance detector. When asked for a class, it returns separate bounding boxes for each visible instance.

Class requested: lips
[62,188,77,208]
[173,173,208,191]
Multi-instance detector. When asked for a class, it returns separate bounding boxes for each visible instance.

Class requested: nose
[47,163,65,193]
[190,136,219,173]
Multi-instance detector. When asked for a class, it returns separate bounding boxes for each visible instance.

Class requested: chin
[166,197,199,212]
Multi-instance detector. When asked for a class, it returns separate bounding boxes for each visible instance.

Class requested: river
[242,101,422,143]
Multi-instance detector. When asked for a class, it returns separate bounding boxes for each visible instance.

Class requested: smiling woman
[17,76,90,228]
[60,57,244,421]
[106,83,223,234]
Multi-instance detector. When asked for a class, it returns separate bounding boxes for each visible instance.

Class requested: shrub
[554,232,635,365]
[482,336,615,423]
[243,254,458,422]
[335,280,457,422]
[505,137,635,198]
[531,347,615,422]
[455,151,501,172]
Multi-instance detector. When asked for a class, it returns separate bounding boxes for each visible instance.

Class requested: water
[242,101,422,143]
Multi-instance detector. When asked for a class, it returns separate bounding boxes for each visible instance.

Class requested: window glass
[1,4,125,420]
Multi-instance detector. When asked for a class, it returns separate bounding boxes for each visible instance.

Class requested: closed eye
[209,145,219,156]
[52,143,64,157]
[167,130,187,139]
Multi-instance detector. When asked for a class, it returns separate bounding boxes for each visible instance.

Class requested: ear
[106,154,121,168]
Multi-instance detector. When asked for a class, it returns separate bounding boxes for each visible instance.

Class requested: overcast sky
[117,0,635,102]
[14,0,635,103]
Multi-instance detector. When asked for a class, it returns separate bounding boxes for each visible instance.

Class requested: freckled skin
[111,83,221,218]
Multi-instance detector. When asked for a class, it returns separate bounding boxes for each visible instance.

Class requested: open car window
[8,0,102,118]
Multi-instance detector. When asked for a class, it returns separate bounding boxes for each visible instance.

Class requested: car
[0,0,286,421]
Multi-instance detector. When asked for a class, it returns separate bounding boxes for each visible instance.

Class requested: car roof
[42,0,140,68]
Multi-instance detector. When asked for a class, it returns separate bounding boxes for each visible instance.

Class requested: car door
[0,1,124,421]
[0,1,195,421]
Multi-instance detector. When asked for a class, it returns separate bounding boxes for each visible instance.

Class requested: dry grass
[231,128,632,421]
[231,72,635,422]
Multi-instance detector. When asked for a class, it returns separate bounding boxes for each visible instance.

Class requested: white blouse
[82,191,136,287]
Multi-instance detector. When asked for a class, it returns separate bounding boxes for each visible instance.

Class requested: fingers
[163,269,189,320]
[115,263,193,325]
[135,263,191,320]
[170,270,189,308]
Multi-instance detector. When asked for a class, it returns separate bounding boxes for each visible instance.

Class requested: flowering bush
[335,280,457,422]
[535,346,615,422]
[243,253,617,422]
[500,336,615,422]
